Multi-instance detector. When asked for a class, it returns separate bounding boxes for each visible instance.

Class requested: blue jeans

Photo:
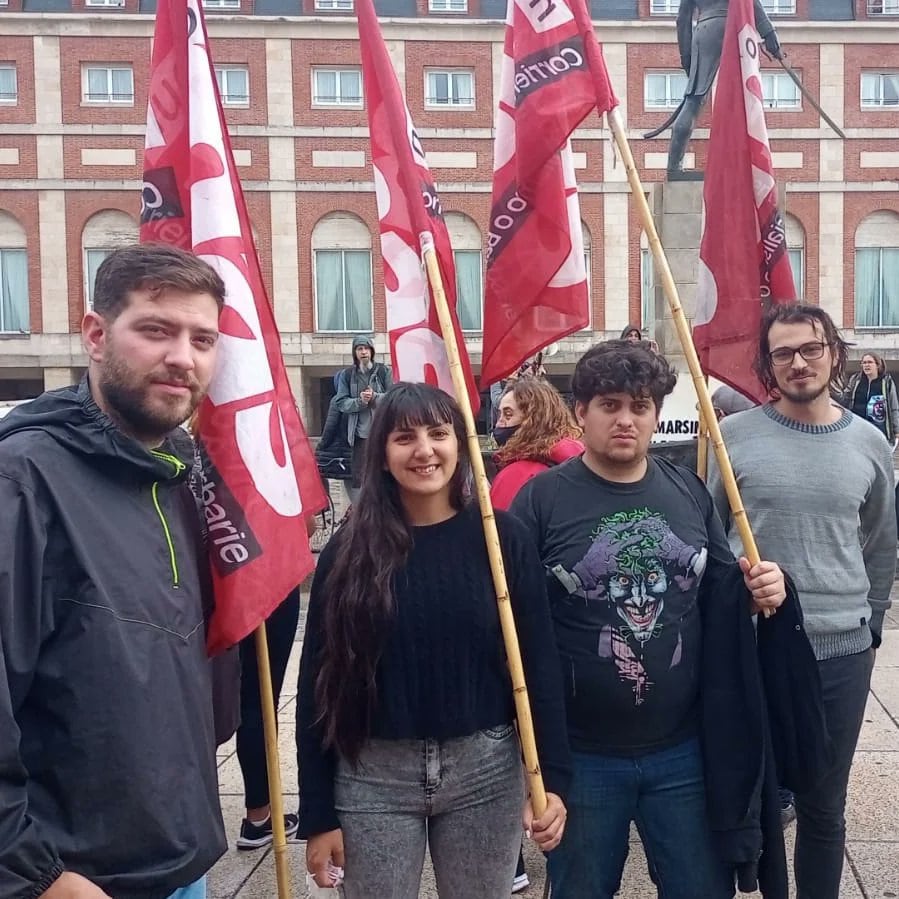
[166,876,206,899]
[334,727,525,898]
[547,738,733,899]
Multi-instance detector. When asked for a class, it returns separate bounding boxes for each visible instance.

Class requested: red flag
[141,0,326,654]
[356,0,480,412]
[693,0,795,402]
[480,0,618,387]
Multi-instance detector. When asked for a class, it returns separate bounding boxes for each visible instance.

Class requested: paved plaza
[209,590,899,898]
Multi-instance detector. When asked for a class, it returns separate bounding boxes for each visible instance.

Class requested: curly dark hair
[753,303,851,396]
[571,340,677,410]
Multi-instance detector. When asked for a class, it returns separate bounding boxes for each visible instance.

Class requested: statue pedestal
[648,178,708,449]
[667,170,705,182]
[651,179,704,362]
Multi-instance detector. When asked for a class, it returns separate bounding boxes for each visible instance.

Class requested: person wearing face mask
[491,379,584,514]
[488,378,582,892]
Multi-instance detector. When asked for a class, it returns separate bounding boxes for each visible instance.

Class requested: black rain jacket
[0,380,226,899]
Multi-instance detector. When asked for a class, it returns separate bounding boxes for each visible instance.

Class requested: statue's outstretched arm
[753,0,784,58]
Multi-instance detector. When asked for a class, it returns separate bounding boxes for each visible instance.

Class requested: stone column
[654,180,705,360]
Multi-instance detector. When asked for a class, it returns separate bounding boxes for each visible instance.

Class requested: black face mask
[493,425,519,446]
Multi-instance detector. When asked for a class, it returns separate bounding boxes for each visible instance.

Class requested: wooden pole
[420,237,547,817]
[255,623,292,899]
[606,106,761,568]
[696,405,710,482]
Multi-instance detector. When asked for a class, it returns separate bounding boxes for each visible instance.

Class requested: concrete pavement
[208,601,899,899]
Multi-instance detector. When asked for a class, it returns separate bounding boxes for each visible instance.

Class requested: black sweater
[296,505,572,838]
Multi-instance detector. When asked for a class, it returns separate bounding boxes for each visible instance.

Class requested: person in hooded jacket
[491,379,584,514]
[334,336,393,502]
[621,324,660,353]
[0,244,228,899]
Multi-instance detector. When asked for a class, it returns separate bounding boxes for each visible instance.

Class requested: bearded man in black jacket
[0,244,228,899]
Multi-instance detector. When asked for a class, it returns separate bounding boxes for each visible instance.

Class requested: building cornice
[1,13,897,43]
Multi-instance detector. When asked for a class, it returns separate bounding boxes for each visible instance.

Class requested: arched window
[855,211,899,328]
[0,211,29,333]
[82,210,138,309]
[312,213,373,333]
[444,212,482,332]
[784,213,805,299]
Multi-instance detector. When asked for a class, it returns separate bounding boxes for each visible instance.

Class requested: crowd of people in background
[0,242,895,899]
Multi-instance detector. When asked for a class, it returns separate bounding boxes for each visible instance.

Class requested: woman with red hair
[491,379,584,513]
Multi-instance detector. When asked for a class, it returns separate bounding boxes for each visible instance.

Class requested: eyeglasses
[769,341,829,367]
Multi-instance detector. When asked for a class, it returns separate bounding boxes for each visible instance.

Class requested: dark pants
[351,437,367,490]
[236,587,302,808]
[794,648,874,899]
[547,739,733,899]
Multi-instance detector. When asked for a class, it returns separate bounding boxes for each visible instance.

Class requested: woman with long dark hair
[296,383,571,898]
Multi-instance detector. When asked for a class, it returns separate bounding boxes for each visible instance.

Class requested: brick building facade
[0,0,897,429]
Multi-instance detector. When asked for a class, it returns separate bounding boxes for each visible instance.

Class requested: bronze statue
[665,0,783,177]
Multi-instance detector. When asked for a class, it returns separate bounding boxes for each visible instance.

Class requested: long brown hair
[753,302,851,396]
[314,383,470,761]
[861,352,886,378]
[494,379,581,466]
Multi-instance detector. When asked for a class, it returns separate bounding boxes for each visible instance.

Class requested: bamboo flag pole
[696,371,711,482]
[420,236,548,817]
[606,106,761,569]
[255,624,292,899]
[696,405,710,482]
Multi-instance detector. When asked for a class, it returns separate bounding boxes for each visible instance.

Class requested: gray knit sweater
[708,404,896,660]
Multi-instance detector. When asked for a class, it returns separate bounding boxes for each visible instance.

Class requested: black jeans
[236,587,302,809]
[350,437,367,490]
[794,648,874,899]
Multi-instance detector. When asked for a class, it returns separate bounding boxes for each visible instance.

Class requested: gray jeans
[334,726,525,899]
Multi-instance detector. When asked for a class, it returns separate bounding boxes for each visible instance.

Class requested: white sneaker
[511,871,530,893]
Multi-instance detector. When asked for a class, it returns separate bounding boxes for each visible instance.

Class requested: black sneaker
[236,813,299,850]
[779,789,796,828]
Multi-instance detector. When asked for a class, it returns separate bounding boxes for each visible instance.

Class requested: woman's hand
[522,792,567,852]
[739,557,786,615]
[306,828,345,888]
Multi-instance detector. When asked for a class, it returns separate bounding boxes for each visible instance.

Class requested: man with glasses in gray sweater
[708,302,896,899]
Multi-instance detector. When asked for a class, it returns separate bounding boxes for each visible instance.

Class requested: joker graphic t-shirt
[510,455,734,756]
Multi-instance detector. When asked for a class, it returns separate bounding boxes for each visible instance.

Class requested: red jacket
[490,437,584,511]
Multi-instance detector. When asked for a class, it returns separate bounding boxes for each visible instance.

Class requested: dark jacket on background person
[843,370,899,442]
[700,563,830,899]
[0,380,226,899]
[335,336,393,447]
[314,395,352,481]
